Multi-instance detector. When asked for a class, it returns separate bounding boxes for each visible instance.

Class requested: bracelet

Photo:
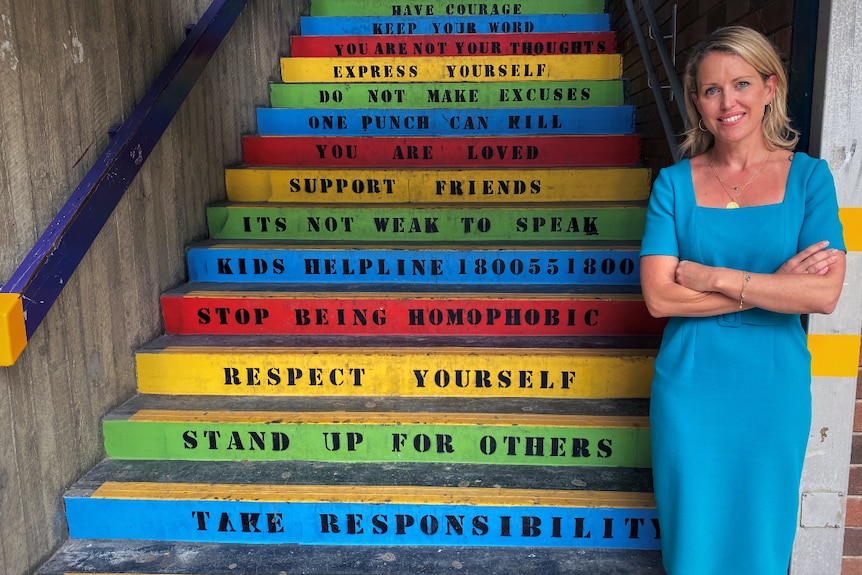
[739,272,751,309]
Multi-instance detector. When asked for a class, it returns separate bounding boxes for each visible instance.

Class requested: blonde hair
[679,26,799,158]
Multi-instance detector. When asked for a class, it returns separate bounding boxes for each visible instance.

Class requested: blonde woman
[640,26,845,574]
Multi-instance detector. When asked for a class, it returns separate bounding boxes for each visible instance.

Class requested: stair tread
[137,333,660,350]
[207,199,647,206]
[163,282,648,299]
[188,238,644,248]
[108,393,650,418]
[71,458,654,494]
[37,539,666,575]
[165,280,645,295]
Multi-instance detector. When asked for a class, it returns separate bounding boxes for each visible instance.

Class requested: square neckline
[688,152,797,210]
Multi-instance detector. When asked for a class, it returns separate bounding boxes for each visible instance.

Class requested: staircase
[38,1,667,573]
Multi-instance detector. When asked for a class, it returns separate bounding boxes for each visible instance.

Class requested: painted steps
[308,0,608,16]
[290,32,616,58]
[103,394,651,465]
[134,334,656,398]
[185,243,645,288]
[269,81,624,109]
[42,0,664,572]
[223,168,649,201]
[64,459,658,548]
[160,284,666,337]
[204,203,647,242]
[298,14,611,36]
[241,135,641,167]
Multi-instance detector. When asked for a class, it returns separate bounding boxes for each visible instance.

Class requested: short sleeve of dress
[797,157,846,253]
[640,164,681,258]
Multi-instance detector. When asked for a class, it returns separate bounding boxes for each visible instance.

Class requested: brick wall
[844,361,862,574]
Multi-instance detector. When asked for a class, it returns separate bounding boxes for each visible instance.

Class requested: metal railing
[623,0,685,161]
[0,0,249,366]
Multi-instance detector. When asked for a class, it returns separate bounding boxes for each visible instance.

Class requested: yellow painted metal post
[0,293,27,366]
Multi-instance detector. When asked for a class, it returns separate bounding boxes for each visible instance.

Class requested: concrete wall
[0,1,305,573]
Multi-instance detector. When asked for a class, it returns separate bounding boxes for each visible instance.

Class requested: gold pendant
[726,201,740,209]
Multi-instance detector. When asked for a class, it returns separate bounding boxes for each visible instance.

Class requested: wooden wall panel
[0,1,307,573]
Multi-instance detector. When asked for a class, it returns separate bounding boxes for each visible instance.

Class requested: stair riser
[161,295,664,337]
[187,247,643,286]
[256,107,633,137]
[290,32,616,58]
[309,0,606,17]
[271,81,624,110]
[104,417,651,465]
[207,205,646,242]
[224,167,648,203]
[244,135,637,166]
[136,349,654,398]
[281,54,620,83]
[65,498,658,549]
[299,14,610,36]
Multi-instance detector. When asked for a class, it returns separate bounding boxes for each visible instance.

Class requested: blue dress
[639,152,845,575]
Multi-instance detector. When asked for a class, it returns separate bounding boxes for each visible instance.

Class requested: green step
[309,0,607,17]
[270,80,624,108]
[104,394,651,466]
[207,203,648,243]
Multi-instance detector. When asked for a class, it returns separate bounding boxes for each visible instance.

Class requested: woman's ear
[764,74,777,103]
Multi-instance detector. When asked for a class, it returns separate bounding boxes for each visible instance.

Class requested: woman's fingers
[778,241,832,274]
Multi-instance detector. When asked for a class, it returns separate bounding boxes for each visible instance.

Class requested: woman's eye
[705,87,718,96]
[738,81,750,88]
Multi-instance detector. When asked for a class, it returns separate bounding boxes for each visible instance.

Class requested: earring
[698,118,708,132]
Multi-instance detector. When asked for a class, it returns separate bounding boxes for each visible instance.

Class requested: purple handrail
[0,0,248,346]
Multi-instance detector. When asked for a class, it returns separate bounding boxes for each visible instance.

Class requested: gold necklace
[709,150,771,208]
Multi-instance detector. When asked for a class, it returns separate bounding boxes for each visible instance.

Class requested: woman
[639,26,846,574]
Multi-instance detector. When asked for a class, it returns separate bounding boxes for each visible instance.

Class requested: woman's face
[691,51,776,147]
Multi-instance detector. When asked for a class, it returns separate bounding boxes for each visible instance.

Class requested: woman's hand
[776,241,839,276]
[674,260,717,292]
